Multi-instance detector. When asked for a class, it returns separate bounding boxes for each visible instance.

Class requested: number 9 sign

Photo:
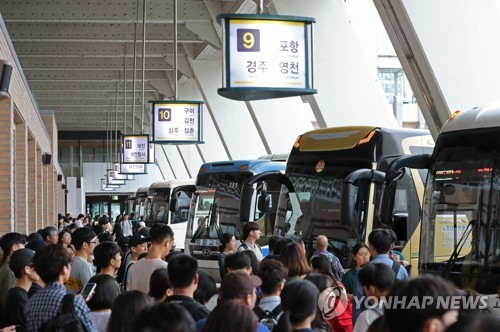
[237,29,260,52]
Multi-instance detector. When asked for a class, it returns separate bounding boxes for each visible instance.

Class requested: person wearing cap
[118,234,149,291]
[127,223,173,294]
[164,254,210,321]
[196,270,269,332]
[2,248,38,330]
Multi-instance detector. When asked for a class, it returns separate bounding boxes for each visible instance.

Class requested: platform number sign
[218,14,316,101]
[237,29,260,52]
[158,108,172,121]
[151,101,203,144]
[121,135,149,164]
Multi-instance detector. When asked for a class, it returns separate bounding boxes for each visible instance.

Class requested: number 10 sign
[151,101,204,144]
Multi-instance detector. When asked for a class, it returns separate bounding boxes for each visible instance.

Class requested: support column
[47,167,55,226]
[0,99,14,233]
[15,122,28,234]
[36,147,44,229]
[28,138,37,233]
[44,165,49,226]
[45,165,54,226]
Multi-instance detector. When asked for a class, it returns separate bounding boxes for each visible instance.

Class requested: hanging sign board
[107,169,125,185]
[101,178,119,189]
[122,135,149,163]
[149,142,155,163]
[218,14,316,101]
[150,101,204,144]
[119,163,147,175]
[113,163,128,180]
[101,178,116,191]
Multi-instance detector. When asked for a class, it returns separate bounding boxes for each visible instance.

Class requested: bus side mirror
[379,154,432,225]
[342,169,385,225]
[379,174,400,225]
[170,195,178,213]
[393,213,408,242]
[169,185,196,213]
[258,194,271,212]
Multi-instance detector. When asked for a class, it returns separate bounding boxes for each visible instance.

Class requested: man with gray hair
[310,235,344,279]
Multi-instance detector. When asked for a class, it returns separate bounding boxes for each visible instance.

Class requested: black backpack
[391,260,401,277]
[116,251,131,284]
[43,294,86,332]
[253,304,282,331]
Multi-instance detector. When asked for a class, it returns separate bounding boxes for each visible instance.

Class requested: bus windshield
[421,152,500,293]
[275,161,370,262]
[149,195,170,223]
[186,172,252,241]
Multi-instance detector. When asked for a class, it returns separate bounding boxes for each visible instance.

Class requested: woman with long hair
[311,255,352,332]
[279,241,310,281]
[87,274,121,332]
[203,299,257,332]
[58,229,75,257]
[341,243,369,294]
[218,232,236,279]
[107,291,152,332]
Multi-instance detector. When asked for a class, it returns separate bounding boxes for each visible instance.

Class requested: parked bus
[184,158,287,281]
[145,179,195,250]
[380,105,500,298]
[132,185,150,221]
[241,126,434,269]
[120,195,135,217]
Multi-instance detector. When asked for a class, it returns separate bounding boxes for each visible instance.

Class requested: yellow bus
[380,104,500,297]
[240,126,434,269]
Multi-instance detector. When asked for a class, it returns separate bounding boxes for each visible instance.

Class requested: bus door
[168,185,196,250]
[240,171,296,244]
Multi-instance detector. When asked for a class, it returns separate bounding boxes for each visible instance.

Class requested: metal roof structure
[0,0,258,132]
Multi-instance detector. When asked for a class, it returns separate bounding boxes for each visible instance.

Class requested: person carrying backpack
[254,260,287,331]
[24,245,97,332]
[43,294,86,332]
[237,222,263,261]
[352,229,408,323]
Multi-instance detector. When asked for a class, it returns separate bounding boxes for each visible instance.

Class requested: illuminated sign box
[113,163,128,180]
[119,163,147,175]
[149,142,155,163]
[101,178,116,191]
[151,101,204,144]
[122,135,149,164]
[107,169,125,185]
[218,14,316,101]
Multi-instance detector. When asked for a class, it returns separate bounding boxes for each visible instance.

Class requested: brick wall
[0,18,63,235]
[0,99,14,233]
[15,121,28,233]
[27,138,37,233]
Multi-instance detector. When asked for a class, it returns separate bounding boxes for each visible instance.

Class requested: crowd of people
[0,214,498,332]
